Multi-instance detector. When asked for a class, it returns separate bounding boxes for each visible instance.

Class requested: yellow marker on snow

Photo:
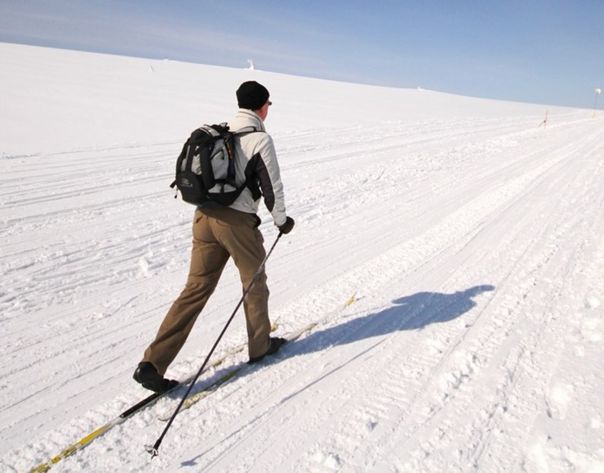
[344,293,357,307]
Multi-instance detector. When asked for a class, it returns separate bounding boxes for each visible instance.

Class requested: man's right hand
[278,216,295,234]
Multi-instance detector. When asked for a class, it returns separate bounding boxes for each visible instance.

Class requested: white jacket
[227,109,287,227]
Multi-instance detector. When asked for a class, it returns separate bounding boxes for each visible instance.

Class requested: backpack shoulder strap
[232,126,263,136]
[229,126,267,201]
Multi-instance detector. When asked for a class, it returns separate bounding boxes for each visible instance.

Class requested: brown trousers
[143,207,271,375]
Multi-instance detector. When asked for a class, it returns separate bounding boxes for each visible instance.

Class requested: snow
[1,42,603,473]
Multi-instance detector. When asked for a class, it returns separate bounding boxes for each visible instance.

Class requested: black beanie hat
[236,81,270,110]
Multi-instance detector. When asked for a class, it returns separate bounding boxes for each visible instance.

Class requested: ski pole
[146,231,284,458]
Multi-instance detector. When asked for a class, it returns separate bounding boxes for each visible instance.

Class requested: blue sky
[1,0,602,108]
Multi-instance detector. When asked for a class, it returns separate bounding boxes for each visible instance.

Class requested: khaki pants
[143,207,271,375]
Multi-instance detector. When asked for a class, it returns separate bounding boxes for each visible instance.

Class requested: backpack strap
[232,126,261,136]
[230,126,266,201]
[170,137,192,190]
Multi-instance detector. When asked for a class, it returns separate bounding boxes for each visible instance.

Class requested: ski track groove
[363,125,604,472]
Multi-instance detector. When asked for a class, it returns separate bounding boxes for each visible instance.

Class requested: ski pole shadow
[289,284,496,357]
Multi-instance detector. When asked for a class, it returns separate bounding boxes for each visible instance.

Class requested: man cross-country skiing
[134,81,295,393]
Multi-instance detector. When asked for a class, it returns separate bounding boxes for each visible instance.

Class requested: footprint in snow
[312,450,343,470]
[584,295,600,310]
[546,383,574,420]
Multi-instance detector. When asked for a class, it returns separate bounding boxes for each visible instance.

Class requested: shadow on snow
[179,284,495,468]
[291,284,496,357]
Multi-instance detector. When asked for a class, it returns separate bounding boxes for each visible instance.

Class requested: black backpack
[170,123,259,206]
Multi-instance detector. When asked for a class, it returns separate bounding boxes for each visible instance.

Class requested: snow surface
[1,43,603,473]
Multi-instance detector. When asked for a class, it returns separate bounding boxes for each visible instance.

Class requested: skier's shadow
[289,284,496,357]
[179,284,495,468]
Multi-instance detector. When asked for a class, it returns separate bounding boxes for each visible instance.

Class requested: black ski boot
[133,362,178,393]
[248,337,287,364]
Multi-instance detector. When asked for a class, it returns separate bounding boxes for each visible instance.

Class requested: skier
[134,81,295,393]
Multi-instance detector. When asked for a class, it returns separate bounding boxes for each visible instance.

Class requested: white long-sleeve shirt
[227,109,287,227]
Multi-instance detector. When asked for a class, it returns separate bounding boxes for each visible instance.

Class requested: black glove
[278,216,295,235]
